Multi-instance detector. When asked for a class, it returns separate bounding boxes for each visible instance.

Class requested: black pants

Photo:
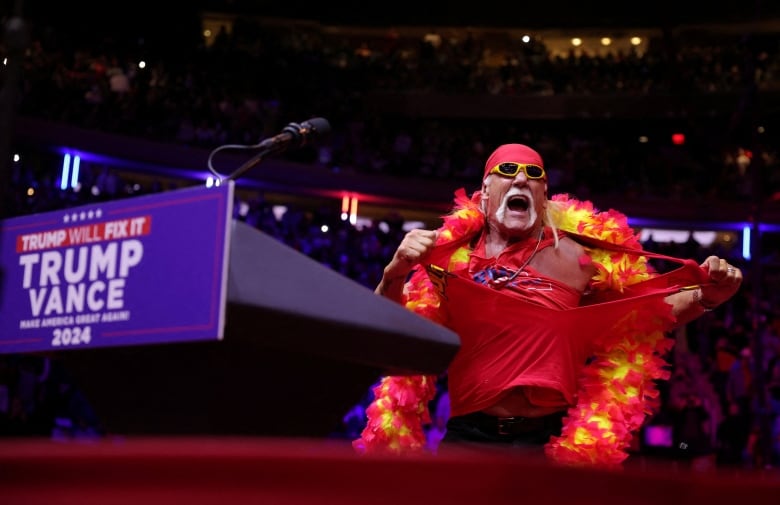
[441,411,565,448]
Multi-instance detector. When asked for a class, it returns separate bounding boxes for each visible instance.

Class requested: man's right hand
[376,229,438,299]
[386,229,439,278]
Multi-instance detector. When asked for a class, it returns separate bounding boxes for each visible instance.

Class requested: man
[356,143,742,466]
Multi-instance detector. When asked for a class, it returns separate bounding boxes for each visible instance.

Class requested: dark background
[191,1,777,28]
[8,0,780,29]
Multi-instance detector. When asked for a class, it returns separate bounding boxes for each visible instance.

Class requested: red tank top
[428,232,707,417]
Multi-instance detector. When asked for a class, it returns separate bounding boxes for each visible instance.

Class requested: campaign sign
[0,182,234,354]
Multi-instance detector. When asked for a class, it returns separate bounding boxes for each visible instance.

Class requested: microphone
[221,117,331,181]
[256,117,331,153]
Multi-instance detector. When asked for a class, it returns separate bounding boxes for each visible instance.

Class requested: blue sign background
[0,183,234,353]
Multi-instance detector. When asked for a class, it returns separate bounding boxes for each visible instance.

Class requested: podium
[0,182,460,437]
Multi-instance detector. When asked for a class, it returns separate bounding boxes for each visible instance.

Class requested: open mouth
[507,194,530,212]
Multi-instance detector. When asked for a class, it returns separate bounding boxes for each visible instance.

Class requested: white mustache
[501,187,534,208]
[496,187,536,225]
[505,187,533,201]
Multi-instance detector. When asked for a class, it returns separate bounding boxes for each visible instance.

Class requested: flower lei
[353,190,675,468]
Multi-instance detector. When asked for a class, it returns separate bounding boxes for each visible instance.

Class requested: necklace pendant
[489,276,509,289]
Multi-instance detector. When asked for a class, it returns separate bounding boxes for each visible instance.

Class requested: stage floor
[1,436,779,505]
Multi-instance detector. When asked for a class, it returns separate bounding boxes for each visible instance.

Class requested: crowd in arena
[1,10,780,469]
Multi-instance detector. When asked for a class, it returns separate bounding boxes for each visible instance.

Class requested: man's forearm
[375,271,408,302]
[666,287,714,327]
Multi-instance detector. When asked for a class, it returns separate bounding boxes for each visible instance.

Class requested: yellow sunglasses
[489,162,546,179]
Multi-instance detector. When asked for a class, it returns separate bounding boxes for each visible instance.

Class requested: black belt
[453,410,565,437]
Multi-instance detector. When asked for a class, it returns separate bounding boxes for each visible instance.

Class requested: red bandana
[483,144,545,179]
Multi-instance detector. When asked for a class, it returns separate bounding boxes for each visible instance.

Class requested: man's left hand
[699,255,743,308]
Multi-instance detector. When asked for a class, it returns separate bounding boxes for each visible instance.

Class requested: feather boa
[353,190,675,468]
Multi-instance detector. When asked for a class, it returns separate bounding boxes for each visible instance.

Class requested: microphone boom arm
[207,117,331,183]
[224,148,274,182]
